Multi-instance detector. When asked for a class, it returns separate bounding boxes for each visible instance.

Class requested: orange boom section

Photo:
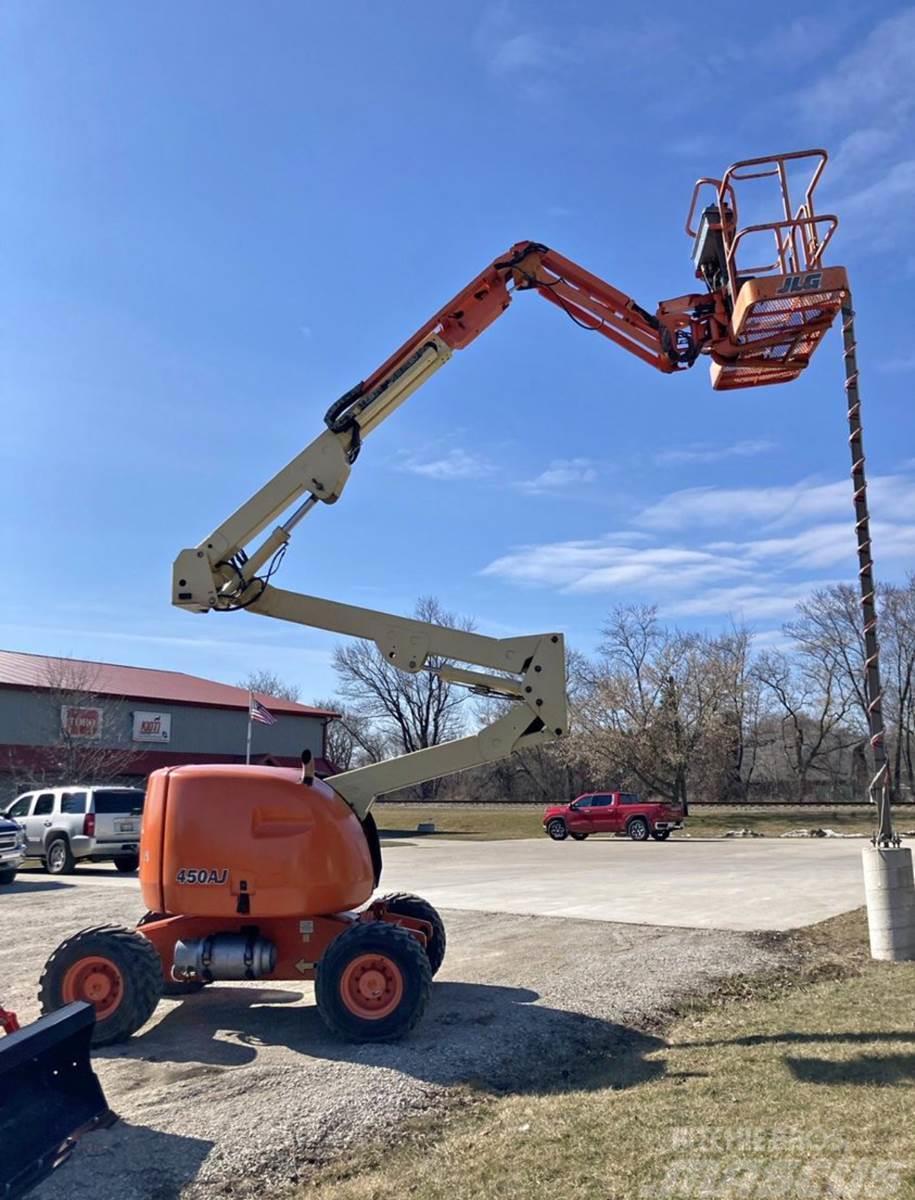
[140,765,375,919]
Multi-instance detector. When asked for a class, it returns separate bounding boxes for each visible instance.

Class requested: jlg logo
[776,272,823,294]
[176,868,229,885]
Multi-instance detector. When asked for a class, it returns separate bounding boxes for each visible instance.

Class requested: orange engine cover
[140,764,375,918]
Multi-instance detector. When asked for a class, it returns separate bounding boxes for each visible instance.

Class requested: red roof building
[0,649,339,797]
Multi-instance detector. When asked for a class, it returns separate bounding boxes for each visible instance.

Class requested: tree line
[257,577,915,807]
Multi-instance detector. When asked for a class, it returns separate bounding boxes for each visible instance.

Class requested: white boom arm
[173,330,567,820]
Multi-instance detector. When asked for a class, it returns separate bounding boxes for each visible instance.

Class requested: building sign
[132,711,171,743]
[61,706,103,739]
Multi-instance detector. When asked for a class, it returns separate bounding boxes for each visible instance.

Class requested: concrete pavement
[378,835,866,931]
[13,834,867,932]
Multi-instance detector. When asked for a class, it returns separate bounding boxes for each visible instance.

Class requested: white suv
[3,786,145,875]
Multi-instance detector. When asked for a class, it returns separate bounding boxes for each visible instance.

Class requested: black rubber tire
[113,854,140,873]
[316,921,431,1043]
[0,867,16,885]
[627,817,650,842]
[570,832,589,841]
[45,837,75,875]
[547,819,568,841]
[378,892,446,976]
[39,924,163,1046]
[652,829,671,842]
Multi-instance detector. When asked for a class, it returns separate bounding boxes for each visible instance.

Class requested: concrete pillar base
[862,845,915,961]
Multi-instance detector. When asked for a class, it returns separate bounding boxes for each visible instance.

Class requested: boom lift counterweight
[37,150,859,1047]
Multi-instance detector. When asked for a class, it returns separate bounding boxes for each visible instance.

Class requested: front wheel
[316,921,431,1042]
[45,837,75,874]
[570,832,589,841]
[652,829,671,842]
[113,854,139,873]
[627,817,650,842]
[39,924,163,1045]
[378,893,446,976]
[547,819,568,841]
[0,867,16,885]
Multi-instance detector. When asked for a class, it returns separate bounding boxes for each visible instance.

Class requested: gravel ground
[2,872,787,1199]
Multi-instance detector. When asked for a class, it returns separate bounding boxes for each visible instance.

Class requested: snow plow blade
[0,1002,113,1200]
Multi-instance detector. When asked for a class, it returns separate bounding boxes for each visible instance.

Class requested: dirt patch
[2,872,788,1199]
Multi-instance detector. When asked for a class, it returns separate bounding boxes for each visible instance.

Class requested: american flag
[249,696,277,726]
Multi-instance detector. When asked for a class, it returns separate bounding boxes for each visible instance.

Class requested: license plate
[117,821,138,833]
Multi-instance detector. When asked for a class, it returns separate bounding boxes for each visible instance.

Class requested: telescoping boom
[173,149,849,816]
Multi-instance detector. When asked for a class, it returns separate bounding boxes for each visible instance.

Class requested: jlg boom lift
[32,150,852,1050]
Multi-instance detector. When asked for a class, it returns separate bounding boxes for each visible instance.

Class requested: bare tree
[882,578,915,798]
[787,579,915,800]
[237,669,301,702]
[311,697,388,773]
[332,596,473,800]
[571,606,736,808]
[6,659,138,789]
[752,650,856,802]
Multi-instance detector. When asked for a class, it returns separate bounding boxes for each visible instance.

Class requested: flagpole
[246,691,253,765]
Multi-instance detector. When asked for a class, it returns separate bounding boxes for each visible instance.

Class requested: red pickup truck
[542,792,684,842]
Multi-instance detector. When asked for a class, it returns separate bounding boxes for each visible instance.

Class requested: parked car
[543,792,684,842]
[0,814,26,884]
[2,786,145,875]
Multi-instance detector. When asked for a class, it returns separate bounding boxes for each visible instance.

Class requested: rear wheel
[39,924,163,1045]
[316,921,431,1042]
[627,817,650,842]
[378,893,446,976]
[652,829,671,842]
[570,831,589,841]
[113,854,139,873]
[45,838,75,875]
[547,819,568,841]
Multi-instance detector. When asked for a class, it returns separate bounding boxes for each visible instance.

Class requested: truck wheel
[547,819,568,841]
[652,829,671,841]
[113,854,140,873]
[378,893,446,976]
[39,924,163,1046]
[0,867,16,885]
[316,921,431,1042]
[570,832,589,841]
[45,837,75,875]
[627,817,650,842]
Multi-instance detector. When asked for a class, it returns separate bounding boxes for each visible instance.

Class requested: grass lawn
[373,802,889,841]
[305,910,915,1199]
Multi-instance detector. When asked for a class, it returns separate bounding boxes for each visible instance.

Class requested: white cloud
[653,439,776,466]
[798,10,915,127]
[398,449,494,481]
[488,31,550,75]
[481,538,750,594]
[636,475,915,532]
[797,11,915,251]
[481,467,915,621]
[828,128,897,184]
[713,520,915,571]
[516,458,598,494]
[663,582,836,622]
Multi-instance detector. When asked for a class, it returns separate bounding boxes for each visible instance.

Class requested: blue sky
[3,2,915,703]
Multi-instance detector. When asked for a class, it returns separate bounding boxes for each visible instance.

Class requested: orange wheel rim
[62,956,124,1019]
[340,953,404,1020]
